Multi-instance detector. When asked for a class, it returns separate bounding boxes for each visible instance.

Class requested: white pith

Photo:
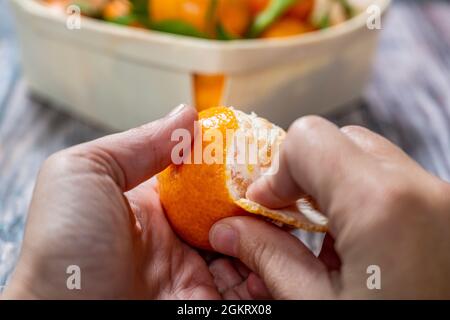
[225,108,286,201]
[224,108,329,230]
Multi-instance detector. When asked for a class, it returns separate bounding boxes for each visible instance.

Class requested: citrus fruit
[45,0,109,15]
[103,0,131,21]
[248,0,315,20]
[158,107,328,250]
[262,17,313,38]
[216,0,251,38]
[248,0,268,16]
[286,0,315,20]
[150,0,212,33]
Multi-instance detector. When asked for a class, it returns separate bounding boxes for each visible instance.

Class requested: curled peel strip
[235,197,329,233]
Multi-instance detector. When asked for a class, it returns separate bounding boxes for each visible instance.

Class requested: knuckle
[236,221,277,273]
[41,150,74,174]
[251,241,276,275]
[126,122,165,166]
[433,180,450,210]
[290,115,329,134]
[372,179,413,212]
[340,125,367,135]
[250,239,269,267]
[129,118,165,141]
[440,181,450,201]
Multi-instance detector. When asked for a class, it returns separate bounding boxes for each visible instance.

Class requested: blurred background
[1,0,449,290]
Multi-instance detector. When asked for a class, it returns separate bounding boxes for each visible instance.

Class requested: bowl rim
[17,0,391,51]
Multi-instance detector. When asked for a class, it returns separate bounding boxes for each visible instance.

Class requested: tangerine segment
[158,107,248,250]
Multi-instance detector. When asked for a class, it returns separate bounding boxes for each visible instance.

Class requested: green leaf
[216,24,236,41]
[130,0,148,15]
[151,20,208,38]
[72,0,102,17]
[130,0,151,27]
[105,14,137,26]
[207,0,219,23]
[338,0,355,18]
[248,0,298,38]
[318,14,330,29]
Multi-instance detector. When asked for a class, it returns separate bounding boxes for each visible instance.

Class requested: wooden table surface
[1,0,450,287]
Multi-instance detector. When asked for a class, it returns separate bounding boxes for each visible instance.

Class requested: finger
[210,216,335,299]
[246,116,370,232]
[209,258,271,300]
[126,180,181,258]
[125,179,157,239]
[75,104,197,191]
[222,281,253,300]
[232,259,251,278]
[246,273,272,300]
[220,274,271,300]
[341,126,410,161]
[209,258,244,294]
[318,234,341,272]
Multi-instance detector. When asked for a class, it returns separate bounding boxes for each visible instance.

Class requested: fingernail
[210,223,238,256]
[168,104,187,117]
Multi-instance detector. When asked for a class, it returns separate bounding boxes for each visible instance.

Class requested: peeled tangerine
[158,107,328,250]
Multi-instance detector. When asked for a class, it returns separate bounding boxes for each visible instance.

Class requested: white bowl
[10,0,391,130]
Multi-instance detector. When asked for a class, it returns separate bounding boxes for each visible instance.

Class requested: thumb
[69,104,197,191]
[209,217,335,299]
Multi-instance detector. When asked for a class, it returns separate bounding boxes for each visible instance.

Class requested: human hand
[3,105,269,300]
[209,116,450,299]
